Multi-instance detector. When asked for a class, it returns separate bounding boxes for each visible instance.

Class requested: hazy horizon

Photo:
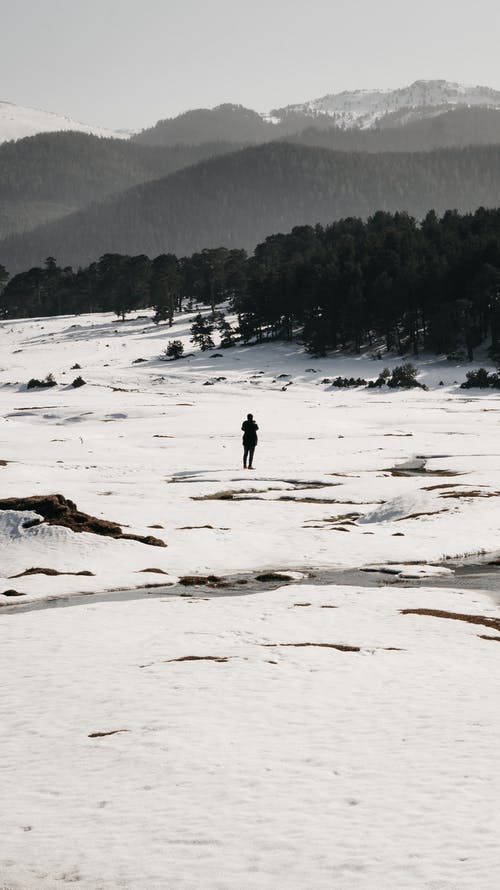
[2,0,500,130]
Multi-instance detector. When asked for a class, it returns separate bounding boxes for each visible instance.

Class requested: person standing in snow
[241,413,258,469]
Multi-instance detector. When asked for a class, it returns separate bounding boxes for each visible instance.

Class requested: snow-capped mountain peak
[0,100,132,144]
[271,79,500,129]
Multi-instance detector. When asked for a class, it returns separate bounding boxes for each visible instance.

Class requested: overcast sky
[2,0,500,130]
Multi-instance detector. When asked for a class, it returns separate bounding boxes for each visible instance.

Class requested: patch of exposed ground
[178,524,219,530]
[179,575,228,588]
[304,512,361,529]
[136,568,169,575]
[396,510,448,521]
[0,494,166,547]
[422,483,481,491]
[10,567,95,578]
[388,467,462,478]
[262,642,361,652]
[1,590,25,597]
[164,656,230,663]
[276,495,357,504]
[0,460,8,467]
[192,482,339,501]
[88,730,130,738]
[293,603,338,609]
[401,608,500,634]
[438,490,500,499]
[479,635,500,642]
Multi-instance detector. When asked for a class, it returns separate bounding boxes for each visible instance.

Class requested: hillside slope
[274,79,500,128]
[0,99,128,143]
[2,141,500,271]
[294,106,500,152]
[0,132,243,239]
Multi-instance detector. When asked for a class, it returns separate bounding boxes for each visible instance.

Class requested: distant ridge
[134,80,500,146]
[3,141,500,272]
[272,79,500,129]
[0,100,131,145]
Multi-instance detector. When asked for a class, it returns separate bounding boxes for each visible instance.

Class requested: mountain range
[2,79,500,273]
[3,80,500,146]
[271,79,500,129]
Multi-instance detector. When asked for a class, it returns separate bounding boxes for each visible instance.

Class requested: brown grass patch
[262,642,361,652]
[88,729,129,738]
[1,590,25,598]
[10,566,95,578]
[422,483,478,491]
[178,575,228,588]
[479,635,500,642]
[277,496,350,504]
[401,608,500,634]
[439,490,500,499]
[137,568,168,574]
[0,494,166,547]
[193,483,339,503]
[396,510,447,521]
[178,524,215,530]
[0,460,8,467]
[193,490,243,501]
[294,602,311,607]
[164,655,230,663]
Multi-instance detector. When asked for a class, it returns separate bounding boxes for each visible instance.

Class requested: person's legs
[243,445,249,468]
[248,446,255,468]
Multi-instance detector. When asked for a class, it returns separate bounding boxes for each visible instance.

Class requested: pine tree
[151,254,181,325]
[190,314,215,350]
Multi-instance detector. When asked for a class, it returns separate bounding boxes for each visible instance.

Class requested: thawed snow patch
[359,491,445,524]
[363,563,454,580]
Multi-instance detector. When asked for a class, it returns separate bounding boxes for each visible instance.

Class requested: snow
[1,309,500,888]
[0,100,131,144]
[2,582,500,889]
[275,79,500,129]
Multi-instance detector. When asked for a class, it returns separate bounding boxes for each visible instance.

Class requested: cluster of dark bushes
[367,364,426,389]
[460,368,500,389]
[329,376,367,388]
[27,373,57,390]
[26,373,86,389]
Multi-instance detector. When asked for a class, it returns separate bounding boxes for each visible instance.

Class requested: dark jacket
[242,419,258,445]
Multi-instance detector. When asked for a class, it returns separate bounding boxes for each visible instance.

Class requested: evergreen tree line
[2,207,500,361]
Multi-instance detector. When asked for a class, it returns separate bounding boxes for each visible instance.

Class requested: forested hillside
[5,107,500,244]
[295,107,500,152]
[0,132,241,239]
[2,208,500,365]
[132,103,334,145]
[3,142,500,272]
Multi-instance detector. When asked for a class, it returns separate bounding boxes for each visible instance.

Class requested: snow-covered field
[1,311,500,888]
